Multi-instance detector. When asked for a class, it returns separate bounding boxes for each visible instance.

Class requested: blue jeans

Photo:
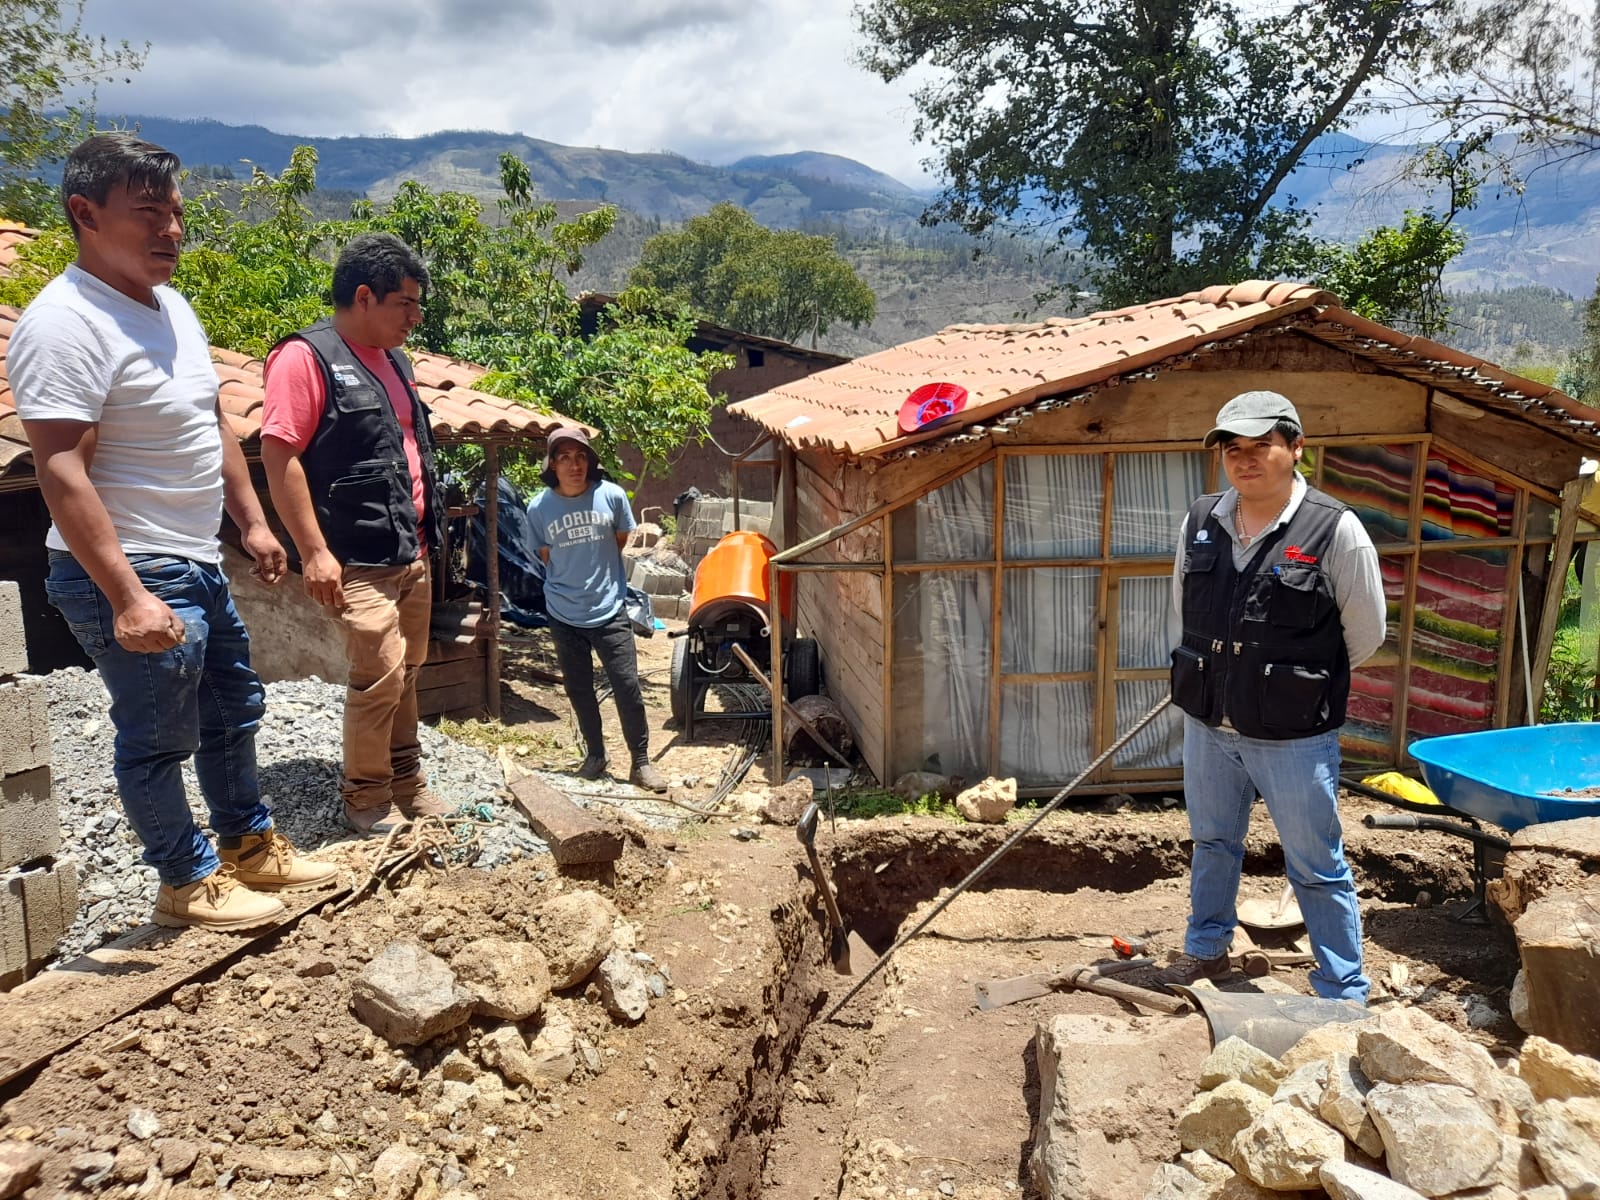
[46,552,273,887]
[1181,715,1369,1002]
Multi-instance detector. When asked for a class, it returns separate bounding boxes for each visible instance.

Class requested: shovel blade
[974,972,1061,1010]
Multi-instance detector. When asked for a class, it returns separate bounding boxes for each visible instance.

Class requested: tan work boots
[154,865,288,930]
[220,829,341,893]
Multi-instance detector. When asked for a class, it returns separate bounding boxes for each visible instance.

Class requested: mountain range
[103,115,1600,359]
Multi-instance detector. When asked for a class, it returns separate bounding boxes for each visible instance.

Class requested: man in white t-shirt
[11,133,338,931]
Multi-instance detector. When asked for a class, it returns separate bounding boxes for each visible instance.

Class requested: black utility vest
[1170,487,1350,740]
[277,319,442,568]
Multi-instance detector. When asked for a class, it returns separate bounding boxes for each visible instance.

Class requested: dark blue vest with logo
[276,319,442,568]
[1170,487,1351,740]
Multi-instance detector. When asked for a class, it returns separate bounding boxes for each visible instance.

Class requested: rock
[954,776,1015,823]
[153,1138,199,1178]
[1514,889,1600,1057]
[1366,1082,1504,1194]
[1527,1095,1600,1194]
[1281,1019,1372,1070]
[111,1144,151,1184]
[225,1146,327,1178]
[1320,1052,1385,1158]
[0,1142,45,1199]
[350,941,476,1047]
[125,1107,160,1140]
[1177,1080,1273,1160]
[372,1143,426,1200]
[595,949,650,1022]
[527,1012,579,1084]
[1178,1150,1234,1185]
[1510,969,1532,1033]
[1358,1006,1500,1099]
[1229,1103,1345,1190]
[1318,1159,1428,1200]
[1198,1037,1288,1095]
[478,1025,542,1088]
[892,771,956,801]
[189,1152,217,1188]
[1271,1060,1328,1116]
[70,1150,115,1189]
[1142,1163,1213,1199]
[759,779,813,825]
[452,937,552,1021]
[1520,1034,1600,1102]
[535,891,617,988]
[438,1050,480,1083]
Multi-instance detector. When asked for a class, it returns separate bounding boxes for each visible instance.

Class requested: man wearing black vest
[1158,391,1386,1003]
[261,234,447,835]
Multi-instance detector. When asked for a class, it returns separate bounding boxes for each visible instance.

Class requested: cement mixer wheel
[786,637,821,701]
[671,636,694,727]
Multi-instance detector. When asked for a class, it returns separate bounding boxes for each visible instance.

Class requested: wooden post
[1529,476,1587,717]
[485,443,502,721]
[770,560,785,784]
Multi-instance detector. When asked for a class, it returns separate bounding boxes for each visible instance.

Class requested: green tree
[856,0,1456,307]
[1,0,145,225]
[1556,276,1600,403]
[630,202,876,344]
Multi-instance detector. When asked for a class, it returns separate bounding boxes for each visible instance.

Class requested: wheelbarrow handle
[1362,812,1512,851]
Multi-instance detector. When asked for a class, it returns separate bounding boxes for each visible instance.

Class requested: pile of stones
[1146,1004,1600,1199]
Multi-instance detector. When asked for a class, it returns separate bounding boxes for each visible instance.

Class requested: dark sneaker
[576,751,608,781]
[1150,951,1232,992]
[630,761,669,793]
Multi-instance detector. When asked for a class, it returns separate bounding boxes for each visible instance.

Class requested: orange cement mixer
[669,531,818,740]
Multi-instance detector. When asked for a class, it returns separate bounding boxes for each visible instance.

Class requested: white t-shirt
[9,265,225,563]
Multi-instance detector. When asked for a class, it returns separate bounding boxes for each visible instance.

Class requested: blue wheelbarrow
[1343,723,1600,922]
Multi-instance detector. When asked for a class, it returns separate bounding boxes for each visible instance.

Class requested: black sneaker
[576,751,608,781]
[1151,951,1232,992]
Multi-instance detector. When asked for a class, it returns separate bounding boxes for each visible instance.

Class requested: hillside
[109,114,1595,364]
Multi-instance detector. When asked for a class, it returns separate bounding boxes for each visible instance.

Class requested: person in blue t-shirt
[527,427,668,792]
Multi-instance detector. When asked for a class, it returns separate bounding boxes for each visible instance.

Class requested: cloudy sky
[78,0,938,187]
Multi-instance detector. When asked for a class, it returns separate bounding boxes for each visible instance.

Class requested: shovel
[796,800,872,975]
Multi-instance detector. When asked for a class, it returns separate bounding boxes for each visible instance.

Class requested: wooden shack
[728,282,1600,792]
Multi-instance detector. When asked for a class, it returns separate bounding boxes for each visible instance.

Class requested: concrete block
[0,766,60,872]
[1,855,78,989]
[1516,889,1600,1056]
[0,676,51,777]
[0,582,24,679]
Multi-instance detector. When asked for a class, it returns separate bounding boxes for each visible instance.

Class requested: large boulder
[1526,1095,1600,1195]
[1229,1104,1346,1191]
[350,941,476,1046]
[534,890,618,988]
[1177,1080,1272,1161]
[955,776,1016,824]
[451,937,552,1021]
[1366,1082,1503,1195]
[1519,1035,1600,1103]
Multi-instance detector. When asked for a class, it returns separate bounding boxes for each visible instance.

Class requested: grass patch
[829,788,966,821]
[439,718,566,760]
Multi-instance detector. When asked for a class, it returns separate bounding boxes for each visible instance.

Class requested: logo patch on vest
[332,365,362,388]
[1195,529,1210,542]
[1283,545,1318,564]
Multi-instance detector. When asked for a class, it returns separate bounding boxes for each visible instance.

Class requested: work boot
[219,829,340,893]
[630,761,669,793]
[343,801,407,837]
[394,783,450,820]
[1150,951,1232,992]
[576,750,608,781]
[154,866,287,931]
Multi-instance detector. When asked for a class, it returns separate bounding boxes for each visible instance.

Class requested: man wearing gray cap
[1157,391,1386,1003]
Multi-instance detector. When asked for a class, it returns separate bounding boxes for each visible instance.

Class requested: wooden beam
[507,775,624,865]
[1530,477,1588,711]
[1429,394,1588,492]
[483,445,503,720]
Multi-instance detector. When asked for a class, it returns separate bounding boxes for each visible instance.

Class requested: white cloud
[77,0,940,187]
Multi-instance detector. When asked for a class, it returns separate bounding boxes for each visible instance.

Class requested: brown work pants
[337,559,430,812]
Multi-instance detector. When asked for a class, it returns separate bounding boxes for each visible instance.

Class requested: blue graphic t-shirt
[527,480,637,627]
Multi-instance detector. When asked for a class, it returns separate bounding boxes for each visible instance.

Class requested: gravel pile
[44,669,546,961]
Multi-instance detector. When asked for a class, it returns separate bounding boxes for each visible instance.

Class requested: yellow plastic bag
[1360,771,1442,807]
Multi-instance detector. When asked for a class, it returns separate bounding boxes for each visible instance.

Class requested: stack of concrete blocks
[0,581,77,990]
[682,496,774,569]
[631,557,695,621]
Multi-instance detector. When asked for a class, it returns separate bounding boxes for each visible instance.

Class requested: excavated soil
[0,632,1524,1200]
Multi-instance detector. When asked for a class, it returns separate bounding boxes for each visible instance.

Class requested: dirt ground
[0,626,1523,1200]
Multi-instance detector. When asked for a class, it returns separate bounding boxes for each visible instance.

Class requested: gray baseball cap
[1202,390,1302,449]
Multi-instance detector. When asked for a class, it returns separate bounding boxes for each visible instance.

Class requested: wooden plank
[507,775,625,865]
[418,656,485,689]
[1429,394,1588,492]
[417,679,488,719]
[880,513,894,784]
[0,886,343,1088]
[1531,478,1587,706]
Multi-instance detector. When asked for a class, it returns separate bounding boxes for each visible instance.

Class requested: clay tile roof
[729,280,1600,459]
[0,302,584,484]
[0,222,36,272]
